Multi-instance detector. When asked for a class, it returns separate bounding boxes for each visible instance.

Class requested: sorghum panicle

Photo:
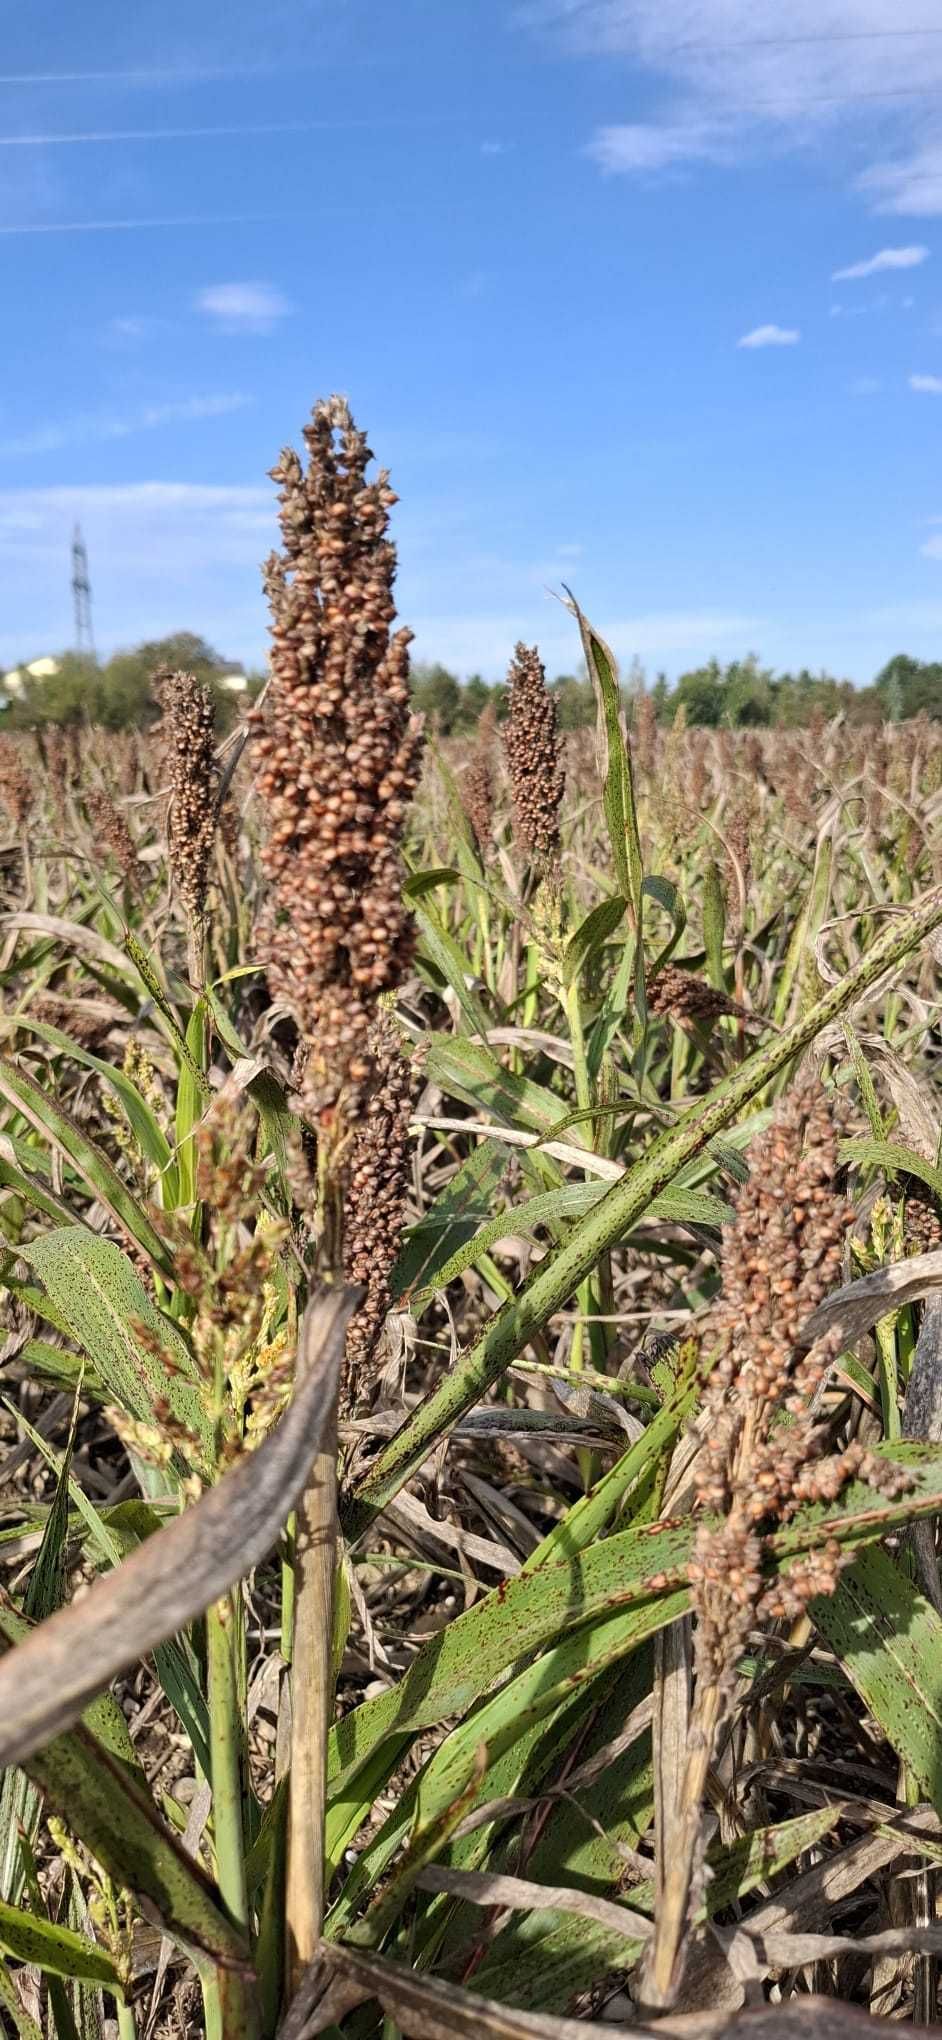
[0,736,34,833]
[689,1072,912,1686]
[158,670,219,930]
[85,789,142,899]
[463,702,497,853]
[503,642,564,866]
[341,1013,421,1410]
[645,963,733,1025]
[253,396,424,1122]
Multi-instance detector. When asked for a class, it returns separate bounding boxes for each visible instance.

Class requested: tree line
[2,638,941,732]
[0,635,265,733]
[411,652,942,732]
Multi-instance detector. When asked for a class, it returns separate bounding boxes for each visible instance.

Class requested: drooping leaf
[0,1057,174,1278]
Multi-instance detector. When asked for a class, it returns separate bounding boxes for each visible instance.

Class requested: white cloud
[858,146,942,217]
[480,140,509,157]
[832,245,929,280]
[910,373,942,393]
[737,324,800,350]
[921,534,942,559]
[522,3,942,198]
[197,282,292,334]
[0,393,252,459]
[587,119,727,174]
[409,605,759,675]
[851,376,882,396]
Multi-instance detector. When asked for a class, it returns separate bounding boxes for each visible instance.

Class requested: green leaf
[647,1187,735,1228]
[24,1721,246,1974]
[839,1137,942,1201]
[0,1403,77,1905]
[408,1181,606,1302]
[562,897,627,989]
[391,1141,509,1302]
[0,1057,174,1279]
[0,1156,76,1230]
[0,1899,122,1993]
[643,874,687,977]
[346,881,942,1541]
[570,596,643,923]
[425,1037,590,1153]
[811,1544,942,1813]
[6,1015,177,1197]
[175,996,209,1211]
[337,1439,942,1812]
[473,1804,843,2012]
[403,867,462,899]
[407,1181,733,1304]
[414,902,494,1039]
[23,1229,210,1459]
[328,1518,692,1796]
[841,1023,885,1142]
[702,861,726,991]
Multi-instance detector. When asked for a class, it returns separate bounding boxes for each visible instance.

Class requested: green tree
[457,674,495,728]
[410,663,463,733]
[651,673,671,722]
[549,673,595,730]
[672,660,725,726]
[875,653,942,721]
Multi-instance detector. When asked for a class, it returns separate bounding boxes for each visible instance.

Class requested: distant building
[1,655,61,699]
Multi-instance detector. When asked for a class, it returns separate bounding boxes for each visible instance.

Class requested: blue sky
[3,1,942,684]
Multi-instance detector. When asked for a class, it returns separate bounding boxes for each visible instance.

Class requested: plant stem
[285,1378,339,1992]
[207,1593,259,2038]
[344,881,942,1542]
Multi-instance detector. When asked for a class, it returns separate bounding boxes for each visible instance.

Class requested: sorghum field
[3,398,942,2040]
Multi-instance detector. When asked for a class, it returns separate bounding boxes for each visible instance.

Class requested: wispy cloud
[832,244,929,280]
[0,66,265,85]
[851,376,883,396]
[522,2,942,196]
[910,373,942,393]
[0,123,313,148]
[0,394,252,459]
[921,533,942,558]
[737,324,800,350]
[409,605,759,676]
[197,282,292,334]
[858,145,942,216]
[0,213,282,236]
[480,140,509,157]
[587,119,728,174]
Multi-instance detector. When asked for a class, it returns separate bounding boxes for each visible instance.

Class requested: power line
[670,27,942,54]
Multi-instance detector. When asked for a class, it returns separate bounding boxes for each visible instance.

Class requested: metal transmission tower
[71,524,96,659]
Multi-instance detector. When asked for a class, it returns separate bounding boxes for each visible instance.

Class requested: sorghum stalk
[644,1071,909,2006]
[253,396,422,1985]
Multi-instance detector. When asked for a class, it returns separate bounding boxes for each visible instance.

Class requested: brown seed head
[157,670,219,927]
[252,396,424,1122]
[462,702,497,854]
[341,1012,421,1410]
[0,735,34,832]
[85,788,142,899]
[503,642,564,865]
